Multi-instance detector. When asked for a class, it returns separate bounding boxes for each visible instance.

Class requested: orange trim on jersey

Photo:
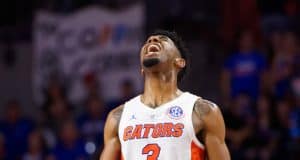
[191,141,205,160]
[120,152,124,160]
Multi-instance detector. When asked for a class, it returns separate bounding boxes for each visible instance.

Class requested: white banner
[33,4,144,105]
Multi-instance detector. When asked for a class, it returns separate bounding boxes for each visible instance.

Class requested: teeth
[148,44,159,52]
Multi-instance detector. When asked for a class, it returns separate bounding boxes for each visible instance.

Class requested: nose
[147,36,159,43]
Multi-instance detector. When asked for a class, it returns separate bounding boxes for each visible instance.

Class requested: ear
[174,58,186,69]
[140,68,144,76]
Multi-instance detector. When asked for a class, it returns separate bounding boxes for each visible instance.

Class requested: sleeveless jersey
[118,92,205,160]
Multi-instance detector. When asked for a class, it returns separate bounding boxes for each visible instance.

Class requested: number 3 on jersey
[142,144,161,160]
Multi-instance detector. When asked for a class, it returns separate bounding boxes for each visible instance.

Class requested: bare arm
[193,99,230,160]
[99,105,124,160]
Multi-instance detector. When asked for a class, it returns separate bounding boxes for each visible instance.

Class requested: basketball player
[100,30,230,160]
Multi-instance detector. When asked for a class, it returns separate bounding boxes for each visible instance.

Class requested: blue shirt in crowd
[224,51,266,99]
[77,113,105,147]
[52,140,88,160]
[0,119,34,160]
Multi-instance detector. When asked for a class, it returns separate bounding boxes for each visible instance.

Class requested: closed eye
[145,35,169,44]
[158,35,168,41]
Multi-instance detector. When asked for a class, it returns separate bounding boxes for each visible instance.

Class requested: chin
[142,57,160,68]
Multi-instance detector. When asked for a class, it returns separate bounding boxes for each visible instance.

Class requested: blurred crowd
[221,29,300,160]
[0,75,136,160]
[220,1,300,159]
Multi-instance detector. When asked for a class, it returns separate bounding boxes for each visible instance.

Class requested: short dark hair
[148,30,189,82]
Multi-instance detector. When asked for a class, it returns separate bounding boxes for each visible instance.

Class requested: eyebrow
[146,35,169,42]
[158,35,168,40]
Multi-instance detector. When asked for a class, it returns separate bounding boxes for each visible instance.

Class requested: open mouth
[147,44,160,54]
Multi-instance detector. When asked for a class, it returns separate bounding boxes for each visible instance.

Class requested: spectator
[221,30,267,105]
[0,100,34,160]
[265,30,283,63]
[41,99,72,149]
[107,79,136,110]
[272,100,292,159]
[49,119,88,160]
[22,129,48,160]
[77,96,106,149]
[269,31,299,99]
[83,72,101,100]
[224,93,255,159]
[289,95,300,157]
[43,100,72,133]
[289,93,300,159]
[290,71,300,141]
[43,77,66,109]
[254,95,277,160]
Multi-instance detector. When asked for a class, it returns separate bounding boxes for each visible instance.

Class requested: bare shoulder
[101,105,124,159]
[194,98,225,135]
[104,105,124,138]
[107,104,124,125]
[193,98,229,159]
[193,98,219,120]
[192,98,217,133]
[193,98,225,129]
[108,105,124,120]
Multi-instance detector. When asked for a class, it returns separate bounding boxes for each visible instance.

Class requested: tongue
[149,45,159,52]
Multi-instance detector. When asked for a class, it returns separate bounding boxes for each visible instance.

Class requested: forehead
[147,35,174,43]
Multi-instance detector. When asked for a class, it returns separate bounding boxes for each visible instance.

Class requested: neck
[142,71,181,108]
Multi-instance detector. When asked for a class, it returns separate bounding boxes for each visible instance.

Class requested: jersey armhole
[117,95,141,142]
[186,93,205,150]
[118,103,128,142]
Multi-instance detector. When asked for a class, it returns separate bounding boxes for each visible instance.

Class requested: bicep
[100,111,121,160]
[205,132,230,160]
[204,107,230,160]
[100,136,121,160]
